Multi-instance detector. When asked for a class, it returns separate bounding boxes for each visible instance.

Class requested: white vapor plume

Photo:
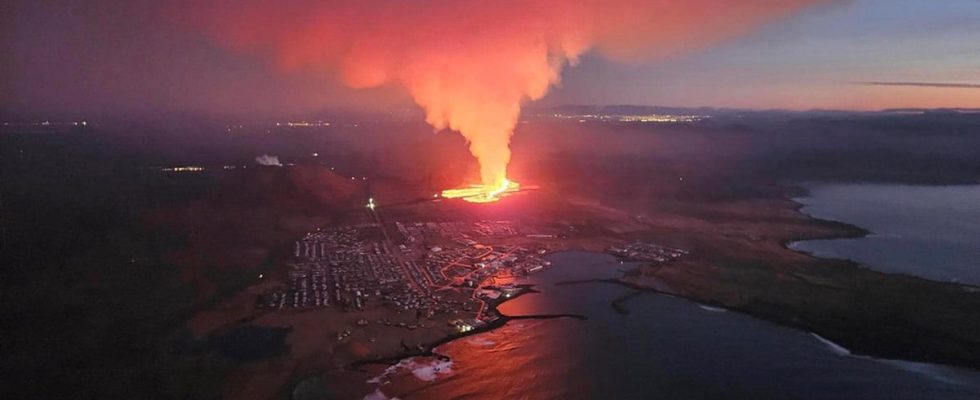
[255,154,283,167]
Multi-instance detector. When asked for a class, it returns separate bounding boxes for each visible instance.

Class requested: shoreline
[347,283,587,374]
[784,187,980,290]
[613,189,980,370]
[196,188,980,398]
[561,273,980,378]
[339,189,980,382]
[343,251,980,400]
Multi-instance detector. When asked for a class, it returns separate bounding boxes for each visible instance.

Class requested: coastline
[348,284,587,372]
[616,189,980,370]
[190,188,980,398]
[350,241,980,399]
[785,183,980,287]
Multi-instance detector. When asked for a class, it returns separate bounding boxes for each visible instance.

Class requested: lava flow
[441,179,520,203]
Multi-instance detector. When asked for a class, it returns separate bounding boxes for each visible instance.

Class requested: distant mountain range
[525,104,980,118]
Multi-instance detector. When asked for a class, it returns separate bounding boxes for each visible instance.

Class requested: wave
[368,358,454,385]
[466,336,496,347]
[810,333,974,387]
[697,304,727,313]
[363,388,400,400]
[810,333,850,356]
[409,358,454,381]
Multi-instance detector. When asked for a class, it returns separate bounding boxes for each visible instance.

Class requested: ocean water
[790,184,980,285]
[365,252,980,399]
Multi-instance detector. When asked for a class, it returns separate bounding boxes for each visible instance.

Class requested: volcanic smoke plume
[254,154,282,167]
[185,0,825,195]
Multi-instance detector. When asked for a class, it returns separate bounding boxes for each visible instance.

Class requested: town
[259,219,688,335]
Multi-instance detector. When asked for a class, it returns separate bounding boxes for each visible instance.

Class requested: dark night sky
[2,1,403,119]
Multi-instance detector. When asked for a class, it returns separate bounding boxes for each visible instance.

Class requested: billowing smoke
[185,0,826,187]
[255,154,282,167]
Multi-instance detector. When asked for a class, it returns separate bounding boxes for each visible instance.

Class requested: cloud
[255,154,282,166]
[179,1,828,186]
[860,81,980,89]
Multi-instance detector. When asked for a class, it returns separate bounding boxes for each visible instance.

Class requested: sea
[364,250,980,399]
[790,184,980,285]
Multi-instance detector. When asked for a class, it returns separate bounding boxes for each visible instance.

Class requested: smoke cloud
[184,1,826,187]
[255,154,283,167]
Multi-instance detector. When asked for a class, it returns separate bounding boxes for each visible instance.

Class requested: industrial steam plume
[186,0,826,202]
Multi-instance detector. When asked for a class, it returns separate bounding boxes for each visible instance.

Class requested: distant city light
[275,120,331,128]
[160,166,204,173]
[1,120,90,128]
[547,113,708,123]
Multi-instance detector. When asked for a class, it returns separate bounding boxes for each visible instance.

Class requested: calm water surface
[790,184,980,285]
[365,252,980,399]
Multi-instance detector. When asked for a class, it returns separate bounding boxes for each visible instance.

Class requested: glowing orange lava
[442,179,520,203]
[189,1,826,207]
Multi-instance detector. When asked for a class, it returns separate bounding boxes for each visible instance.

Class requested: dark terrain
[2,108,979,397]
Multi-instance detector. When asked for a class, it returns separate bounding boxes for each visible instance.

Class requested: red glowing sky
[178,0,828,188]
[3,0,979,119]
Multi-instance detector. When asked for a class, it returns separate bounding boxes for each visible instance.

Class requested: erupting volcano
[185,0,825,203]
[441,179,521,203]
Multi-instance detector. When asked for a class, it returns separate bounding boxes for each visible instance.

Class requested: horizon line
[859,81,980,89]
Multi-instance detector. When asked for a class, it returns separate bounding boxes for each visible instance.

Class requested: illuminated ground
[440,179,520,203]
[183,187,980,399]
